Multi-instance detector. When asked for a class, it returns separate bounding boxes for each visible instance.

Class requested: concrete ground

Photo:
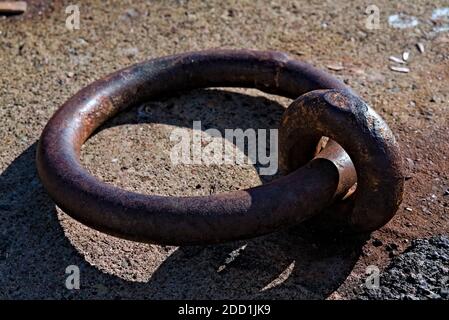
[0,0,448,299]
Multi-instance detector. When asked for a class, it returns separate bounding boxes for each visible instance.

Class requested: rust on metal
[279,89,404,233]
[36,49,404,245]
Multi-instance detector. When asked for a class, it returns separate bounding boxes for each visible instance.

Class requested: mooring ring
[36,49,403,245]
[279,89,404,232]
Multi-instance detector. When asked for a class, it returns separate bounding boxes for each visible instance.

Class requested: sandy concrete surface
[0,0,448,299]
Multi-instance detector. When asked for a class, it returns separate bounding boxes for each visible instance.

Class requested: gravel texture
[356,236,449,300]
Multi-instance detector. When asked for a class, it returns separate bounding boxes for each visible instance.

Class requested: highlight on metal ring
[36,49,404,245]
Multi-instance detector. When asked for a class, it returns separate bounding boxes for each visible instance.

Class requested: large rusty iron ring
[36,49,404,245]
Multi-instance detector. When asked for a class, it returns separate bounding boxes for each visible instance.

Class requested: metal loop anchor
[36,49,404,245]
[280,89,404,233]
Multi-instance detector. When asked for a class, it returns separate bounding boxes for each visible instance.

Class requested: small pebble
[122,47,139,58]
[405,207,413,212]
[416,42,425,54]
[327,63,344,71]
[389,56,405,64]
[125,8,139,18]
[402,51,410,61]
[390,66,410,73]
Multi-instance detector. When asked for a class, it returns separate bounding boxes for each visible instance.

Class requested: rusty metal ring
[279,89,404,233]
[36,49,402,245]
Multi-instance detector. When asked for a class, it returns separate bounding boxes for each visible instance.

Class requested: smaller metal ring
[279,89,404,232]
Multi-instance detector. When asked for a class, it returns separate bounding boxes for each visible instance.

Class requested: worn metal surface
[36,49,403,245]
[279,89,404,232]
